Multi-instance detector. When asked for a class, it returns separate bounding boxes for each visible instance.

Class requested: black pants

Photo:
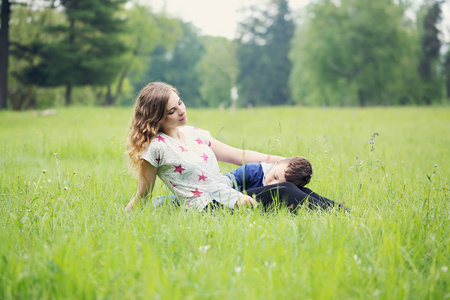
[245,182,345,211]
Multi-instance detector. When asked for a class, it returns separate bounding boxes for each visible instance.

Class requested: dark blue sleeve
[225,163,264,192]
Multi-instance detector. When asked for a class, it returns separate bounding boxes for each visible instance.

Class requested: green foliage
[196,36,237,108]
[418,1,443,105]
[290,0,422,106]
[0,0,11,110]
[3,1,450,110]
[8,4,64,109]
[236,0,294,106]
[0,106,449,298]
[6,2,182,108]
[20,0,127,105]
[444,50,450,98]
[264,0,295,104]
[103,3,181,106]
[146,21,205,107]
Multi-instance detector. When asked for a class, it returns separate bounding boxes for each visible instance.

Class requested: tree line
[0,0,449,110]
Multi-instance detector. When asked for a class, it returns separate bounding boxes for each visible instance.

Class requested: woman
[125,82,283,212]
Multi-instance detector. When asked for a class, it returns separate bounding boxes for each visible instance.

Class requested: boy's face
[264,162,287,186]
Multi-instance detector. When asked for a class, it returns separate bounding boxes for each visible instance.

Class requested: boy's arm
[208,173,246,209]
[209,163,264,209]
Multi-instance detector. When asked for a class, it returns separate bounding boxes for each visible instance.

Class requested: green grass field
[1,106,449,299]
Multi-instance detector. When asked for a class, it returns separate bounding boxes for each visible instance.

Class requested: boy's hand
[237,195,258,207]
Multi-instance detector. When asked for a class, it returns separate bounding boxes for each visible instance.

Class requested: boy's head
[263,156,312,188]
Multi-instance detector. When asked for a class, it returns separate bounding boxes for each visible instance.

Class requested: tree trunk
[106,84,116,105]
[358,89,365,107]
[113,67,129,104]
[65,84,72,106]
[0,0,11,110]
[447,78,450,98]
[64,17,75,106]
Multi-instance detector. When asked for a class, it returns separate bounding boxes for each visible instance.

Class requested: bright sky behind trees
[148,0,309,39]
[147,0,449,42]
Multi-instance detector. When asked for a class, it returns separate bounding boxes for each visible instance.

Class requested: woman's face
[161,91,187,130]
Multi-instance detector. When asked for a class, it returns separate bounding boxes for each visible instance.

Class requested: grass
[0,106,449,299]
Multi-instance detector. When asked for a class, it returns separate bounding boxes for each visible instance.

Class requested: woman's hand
[236,195,258,207]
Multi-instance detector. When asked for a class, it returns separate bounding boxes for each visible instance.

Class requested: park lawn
[0,106,449,299]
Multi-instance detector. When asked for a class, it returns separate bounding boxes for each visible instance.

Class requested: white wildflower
[199,245,211,254]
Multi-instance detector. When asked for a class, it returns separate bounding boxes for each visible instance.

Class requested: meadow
[0,106,449,299]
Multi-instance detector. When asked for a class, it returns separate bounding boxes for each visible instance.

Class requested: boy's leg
[299,187,345,210]
[245,182,337,211]
[151,194,179,208]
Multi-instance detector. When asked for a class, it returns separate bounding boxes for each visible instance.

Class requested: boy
[208,156,345,211]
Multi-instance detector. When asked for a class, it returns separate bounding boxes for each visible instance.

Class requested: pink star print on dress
[173,164,185,175]
[198,173,207,181]
[191,189,203,197]
[141,126,222,210]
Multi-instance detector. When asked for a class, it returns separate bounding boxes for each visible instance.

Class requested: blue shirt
[208,162,274,209]
[226,162,265,191]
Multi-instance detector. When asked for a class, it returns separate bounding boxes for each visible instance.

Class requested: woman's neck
[162,127,185,143]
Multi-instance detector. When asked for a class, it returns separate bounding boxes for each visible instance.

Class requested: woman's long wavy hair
[126,82,178,170]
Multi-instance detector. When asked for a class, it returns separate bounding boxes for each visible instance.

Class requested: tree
[236,0,294,106]
[196,36,237,108]
[146,21,204,107]
[290,0,416,106]
[236,4,270,106]
[21,0,127,105]
[418,1,443,105]
[1,0,58,109]
[0,0,11,109]
[99,4,181,105]
[444,50,450,98]
[263,0,294,105]
[8,3,63,110]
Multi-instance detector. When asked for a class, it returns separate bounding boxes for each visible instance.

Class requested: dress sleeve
[195,127,213,147]
[140,141,162,168]
[208,174,245,209]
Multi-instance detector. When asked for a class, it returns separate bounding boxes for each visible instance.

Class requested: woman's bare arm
[210,137,284,166]
[125,160,158,212]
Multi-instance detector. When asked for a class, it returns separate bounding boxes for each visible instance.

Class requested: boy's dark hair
[283,156,312,188]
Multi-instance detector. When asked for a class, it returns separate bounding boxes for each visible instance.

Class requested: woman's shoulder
[144,133,167,151]
[141,133,170,163]
[182,126,212,145]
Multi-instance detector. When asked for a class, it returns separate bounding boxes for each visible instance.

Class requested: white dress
[141,126,222,210]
